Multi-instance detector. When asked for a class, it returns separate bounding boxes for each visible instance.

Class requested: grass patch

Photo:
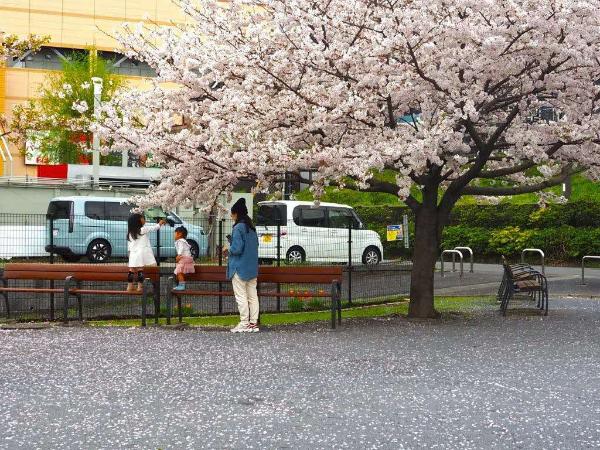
[89,296,493,328]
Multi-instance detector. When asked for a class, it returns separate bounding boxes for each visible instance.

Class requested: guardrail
[441,249,463,278]
[581,255,600,285]
[521,248,545,275]
[453,246,474,273]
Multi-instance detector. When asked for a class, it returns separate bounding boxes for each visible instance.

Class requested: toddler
[173,226,195,290]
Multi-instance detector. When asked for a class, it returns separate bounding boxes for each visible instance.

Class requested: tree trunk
[408,204,442,318]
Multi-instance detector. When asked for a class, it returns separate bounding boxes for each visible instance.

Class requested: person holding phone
[225,198,260,333]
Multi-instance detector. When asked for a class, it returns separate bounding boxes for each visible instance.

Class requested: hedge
[355,201,600,230]
[441,225,600,261]
[354,201,600,261]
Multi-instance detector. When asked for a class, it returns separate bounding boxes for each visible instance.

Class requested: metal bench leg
[178,293,183,324]
[501,283,513,316]
[141,282,147,328]
[77,281,83,321]
[63,276,74,324]
[2,278,9,320]
[77,294,83,321]
[497,273,508,303]
[337,283,342,325]
[330,283,336,329]
[166,277,173,325]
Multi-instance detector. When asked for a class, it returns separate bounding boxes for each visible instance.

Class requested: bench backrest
[2,264,161,282]
[184,265,343,285]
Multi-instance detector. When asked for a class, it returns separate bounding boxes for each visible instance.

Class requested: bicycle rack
[521,248,545,275]
[441,249,463,278]
[454,246,473,273]
[581,255,600,285]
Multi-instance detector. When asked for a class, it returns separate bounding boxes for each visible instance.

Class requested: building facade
[0,0,185,179]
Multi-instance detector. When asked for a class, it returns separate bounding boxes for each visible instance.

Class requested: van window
[85,202,131,221]
[257,204,287,226]
[85,202,105,220]
[293,206,327,227]
[328,208,356,228]
[105,202,131,221]
[47,201,73,219]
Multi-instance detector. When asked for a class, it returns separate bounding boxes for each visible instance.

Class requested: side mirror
[166,218,176,227]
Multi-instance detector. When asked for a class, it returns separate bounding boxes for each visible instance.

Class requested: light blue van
[45,196,208,263]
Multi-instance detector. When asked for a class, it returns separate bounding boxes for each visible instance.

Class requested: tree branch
[463,167,579,196]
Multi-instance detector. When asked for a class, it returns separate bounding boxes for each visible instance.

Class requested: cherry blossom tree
[97,0,600,318]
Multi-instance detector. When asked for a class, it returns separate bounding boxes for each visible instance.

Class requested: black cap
[230,198,248,216]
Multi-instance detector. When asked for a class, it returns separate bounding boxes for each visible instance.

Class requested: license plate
[53,229,59,236]
[262,234,272,243]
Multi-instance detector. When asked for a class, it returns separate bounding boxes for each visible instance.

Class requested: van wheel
[286,246,306,264]
[362,246,381,265]
[187,240,200,259]
[87,239,112,263]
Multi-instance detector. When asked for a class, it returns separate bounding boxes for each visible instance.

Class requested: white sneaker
[248,323,260,333]
[230,323,250,333]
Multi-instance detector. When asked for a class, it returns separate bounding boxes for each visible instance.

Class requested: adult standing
[226,198,260,333]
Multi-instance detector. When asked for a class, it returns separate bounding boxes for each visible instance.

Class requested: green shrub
[442,226,491,255]
[305,298,325,311]
[288,298,304,312]
[349,202,600,263]
[489,227,533,257]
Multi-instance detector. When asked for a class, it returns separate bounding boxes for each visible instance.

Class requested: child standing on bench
[173,226,195,291]
[127,213,166,292]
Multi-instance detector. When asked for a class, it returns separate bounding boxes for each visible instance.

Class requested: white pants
[232,274,259,325]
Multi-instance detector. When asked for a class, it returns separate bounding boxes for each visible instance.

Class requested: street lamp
[91,77,103,187]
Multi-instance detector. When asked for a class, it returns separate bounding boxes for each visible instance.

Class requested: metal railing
[440,249,463,277]
[521,248,545,275]
[581,255,600,285]
[0,212,412,320]
[453,246,473,273]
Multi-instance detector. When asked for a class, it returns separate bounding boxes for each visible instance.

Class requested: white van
[255,200,383,265]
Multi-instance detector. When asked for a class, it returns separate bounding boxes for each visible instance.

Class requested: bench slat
[70,289,145,296]
[3,263,160,282]
[0,288,63,293]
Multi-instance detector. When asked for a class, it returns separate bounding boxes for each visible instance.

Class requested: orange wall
[0,0,190,50]
[0,0,186,176]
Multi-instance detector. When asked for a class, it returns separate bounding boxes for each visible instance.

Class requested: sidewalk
[434,262,600,297]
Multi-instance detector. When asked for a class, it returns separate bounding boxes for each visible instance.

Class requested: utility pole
[91,77,103,187]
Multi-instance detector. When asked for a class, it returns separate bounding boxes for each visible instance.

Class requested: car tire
[61,254,82,263]
[362,246,381,265]
[187,239,200,259]
[87,239,112,263]
[286,246,306,264]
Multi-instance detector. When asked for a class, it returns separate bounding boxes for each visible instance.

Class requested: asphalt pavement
[1,298,599,449]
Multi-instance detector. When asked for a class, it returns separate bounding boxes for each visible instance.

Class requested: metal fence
[0,213,411,321]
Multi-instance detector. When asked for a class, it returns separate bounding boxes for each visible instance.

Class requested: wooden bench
[498,258,548,316]
[0,264,160,326]
[166,265,343,328]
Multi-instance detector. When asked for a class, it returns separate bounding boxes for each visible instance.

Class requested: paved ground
[1,298,600,449]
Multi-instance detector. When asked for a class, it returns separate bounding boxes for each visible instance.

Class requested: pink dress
[174,239,195,275]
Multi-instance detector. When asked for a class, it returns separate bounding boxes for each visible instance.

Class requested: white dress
[128,224,161,267]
